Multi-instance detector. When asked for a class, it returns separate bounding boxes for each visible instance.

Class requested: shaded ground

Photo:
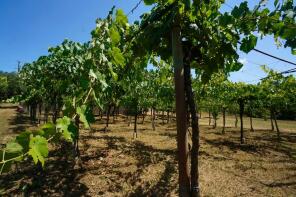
[0,105,33,145]
[0,108,296,196]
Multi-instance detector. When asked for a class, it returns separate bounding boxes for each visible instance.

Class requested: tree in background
[0,76,8,101]
[0,72,22,101]
[259,66,296,140]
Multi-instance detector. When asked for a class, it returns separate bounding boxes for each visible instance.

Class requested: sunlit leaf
[28,135,48,167]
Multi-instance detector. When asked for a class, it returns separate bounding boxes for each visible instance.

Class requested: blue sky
[223,0,296,83]
[0,0,150,71]
[0,0,295,83]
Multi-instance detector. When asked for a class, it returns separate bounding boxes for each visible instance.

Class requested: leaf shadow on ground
[80,134,178,196]
[8,111,32,133]
[252,130,296,160]
[0,145,90,197]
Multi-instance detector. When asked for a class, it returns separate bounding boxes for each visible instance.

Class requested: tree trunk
[74,115,80,157]
[167,110,170,123]
[270,110,274,131]
[127,115,131,126]
[105,105,111,130]
[34,104,37,122]
[73,115,82,169]
[133,113,138,139]
[30,105,32,121]
[162,110,165,124]
[239,100,245,144]
[208,110,211,126]
[52,102,58,124]
[273,111,280,140]
[29,105,32,122]
[30,103,37,124]
[125,111,128,122]
[116,106,119,120]
[151,108,153,120]
[235,114,238,128]
[44,105,49,123]
[212,117,217,129]
[250,116,254,132]
[142,110,146,124]
[112,106,116,123]
[152,108,156,131]
[222,108,226,134]
[172,24,191,196]
[38,103,42,124]
[184,61,200,197]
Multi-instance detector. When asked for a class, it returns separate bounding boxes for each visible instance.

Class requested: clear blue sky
[0,0,295,83]
[0,0,150,71]
[223,0,296,83]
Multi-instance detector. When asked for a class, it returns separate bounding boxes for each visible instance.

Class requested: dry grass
[0,109,296,196]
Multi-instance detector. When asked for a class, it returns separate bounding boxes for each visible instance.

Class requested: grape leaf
[116,9,128,27]
[41,123,56,139]
[16,131,31,152]
[144,0,157,5]
[28,135,48,167]
[6,141,23,154]
[110,47,125,67]
[0,150,12,174]
[56,116,74,142]
[231,62,244,72]
[56,117,71,131]
[240,35,258,53]
[110,26,121,45]
[76,105,95,129]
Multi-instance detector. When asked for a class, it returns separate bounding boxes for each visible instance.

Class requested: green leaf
[282,28,296,39]
[240,35,258,53]
[108,64,118,81]
[77,105,95,129]
[219,13,233,27]
[115,9,128,27]
[56,116,74,142]
[231,62,244,72]
[6,141,23,154]
[110,26,121,45]
[0,151,12,174]
[144,0,157,5]
[77,105,89,128]
[92,91,103,110]
[16,131,31,153]
[89,69,108,89]
[292,48,296,55]
[68,122,79,140]
[28,135,48,167]
[95,71,108,90]
[41,123,56,139]
[61,127,73,142]
[62,99,75,117]
[80,77,89,89]
[56,116,71,133]
[110,47,125,67]
[231,6,241,18]
[2,141,24,165]
[89,69,97,80]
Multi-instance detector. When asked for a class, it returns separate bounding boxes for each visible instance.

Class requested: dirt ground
[0,107,296,196]
[0,105,34,145]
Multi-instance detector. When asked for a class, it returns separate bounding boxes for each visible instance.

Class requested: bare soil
[0,108,296,196]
